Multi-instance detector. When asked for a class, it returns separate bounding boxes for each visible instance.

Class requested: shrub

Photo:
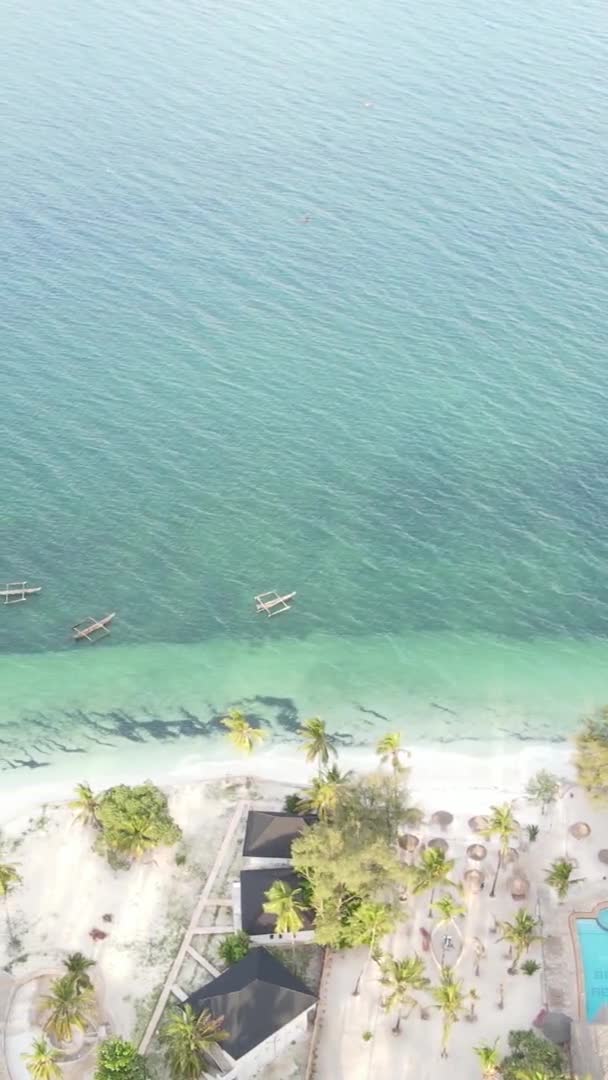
[501,1029,565,1080]
[521,959,540,976]
[95,1036,147,1079]
[283,793,303,813]
[218,931,251,967]
[362,1030,373,1041]
[526,824,539,842]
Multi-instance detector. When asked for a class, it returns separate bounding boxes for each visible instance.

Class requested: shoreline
[0,736,575,825]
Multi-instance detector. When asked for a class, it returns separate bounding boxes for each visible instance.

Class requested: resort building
[232,867,315,943]
[186,946,317,1080]
[241,809,315,867]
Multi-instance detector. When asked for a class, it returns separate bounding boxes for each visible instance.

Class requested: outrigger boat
[72,612,116,642]
[255,590,296,617]
[0,582,42,604]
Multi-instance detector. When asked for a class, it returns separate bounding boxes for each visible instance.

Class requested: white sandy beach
[0,737,599,1080]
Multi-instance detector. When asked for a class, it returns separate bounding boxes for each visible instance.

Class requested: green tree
[283,793,303,814]
[378,954,430,1032]
[545,857,581,902]
[482,803,518,897]
[221,709,266,755]
[41,975,94,1043]
[0,862,22,939]
[218,931,251,967]
[95,1037,147,1079]
[574,709,608,804]
[411,847,455,917]
[499,910,542,974]
[69,783,99,826]
[292,821,403,947]
[263,880,306,935]
[63,952,95,992]
[432,967,466,1057]
[501,1030,565,1080]
[347,901,397,994]
[432,893,466,926]
[474,1041,501,1079]
[160,1005,228,1080]
[526,771,560,815]
[300,767,352,820]
[22,1038,62,1080]
[334,771,414,845]
[299,717,337,775]
[376,732,409,774]
[95,782,181,861]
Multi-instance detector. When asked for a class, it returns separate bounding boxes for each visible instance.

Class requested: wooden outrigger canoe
[255,591,296,616]
[1,582,42,604]
[72,612,116,642]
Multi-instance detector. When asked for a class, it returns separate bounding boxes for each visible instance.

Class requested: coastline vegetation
[69,781,181,863]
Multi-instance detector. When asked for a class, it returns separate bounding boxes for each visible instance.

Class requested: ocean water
[1,0,608,774]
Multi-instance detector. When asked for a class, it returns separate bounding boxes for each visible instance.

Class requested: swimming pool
[576,913,608,1021]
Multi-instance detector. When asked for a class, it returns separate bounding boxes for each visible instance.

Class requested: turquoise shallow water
[576,916,608,1022]
[1,0,608,771]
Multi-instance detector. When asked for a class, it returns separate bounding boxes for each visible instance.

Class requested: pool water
[576,914,608,1021]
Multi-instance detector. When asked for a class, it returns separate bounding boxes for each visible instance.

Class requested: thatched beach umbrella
[431,811,454,830]
[569,821,591,839]
[429,837,449,854]
[463,869,484,894]
[599,850,608,865]
[467,843,487,862]
[398,833,420,854]
[508,873,529,900]
[468,815,489,833]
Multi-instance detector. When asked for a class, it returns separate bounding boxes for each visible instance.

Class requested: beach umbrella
[468,815,489,833]
[569,821,591,839]
[428,837,449,854]
[508,873,529,900]
[463,869,484,894]
[539,1010,572,1046]
[467,843,487,862]
[398,833,420,853]
[431,811,454,830]
[599,850,608,865]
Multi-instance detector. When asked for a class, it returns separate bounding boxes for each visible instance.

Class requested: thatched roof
[428,837,449,854]
[467,843,487,861]
[508,872,529,899]
[398,833,420,853]
[431,811,454,829]
[468,815,489,833]
[463,869,484,893]
[569,821,591,839]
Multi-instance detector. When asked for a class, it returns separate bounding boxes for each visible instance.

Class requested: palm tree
[545,857,581,902]
[299,717,337,775]
[63,953,95,992]
[348,902,397,995]
[376,732,409,774]
[263,880,306,935]
[498,909,542,974]
[378,954,430,1032]
[467,987,479,1020]
[482,803,518,897]
[21,1037,62,1080]
[432,967,466,1058]
[300,766,352,820]
[41,974,94,1044]
[525,770,561,814]
[0,862,22,939]
[68,783,99,826]
[432,893,466,927]
[221,709,266,755]
[411,847,455,917]
[474,1040,501,1078]
[161,1005,228,1080]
